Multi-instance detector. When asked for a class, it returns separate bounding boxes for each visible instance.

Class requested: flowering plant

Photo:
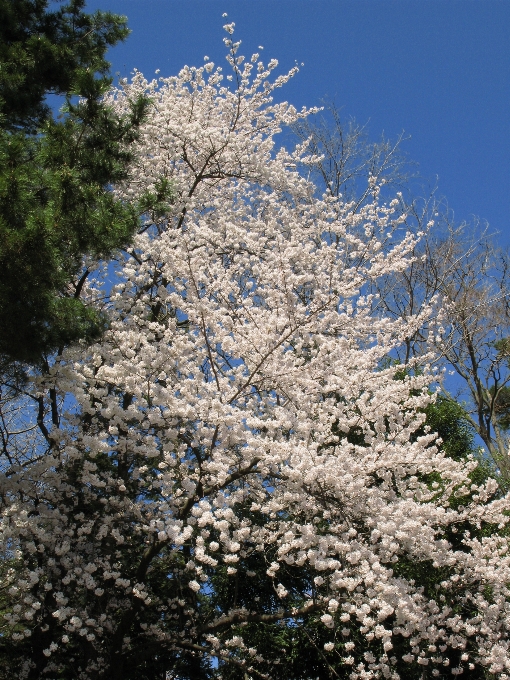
[2,25,510,680]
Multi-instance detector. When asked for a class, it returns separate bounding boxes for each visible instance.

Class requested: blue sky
[87,0,510,247]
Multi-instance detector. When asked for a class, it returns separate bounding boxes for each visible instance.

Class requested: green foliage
[0,0,129,132]
[0,1,171,366]
[486,338,510,431]
[423,394,476,461]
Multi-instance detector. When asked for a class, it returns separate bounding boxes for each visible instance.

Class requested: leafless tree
[295,104,510,483]
[428,225,510,481]
[371,203,510,482]
[292,101,415,205]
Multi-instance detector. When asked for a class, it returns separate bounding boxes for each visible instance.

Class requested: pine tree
[0,1,169,365]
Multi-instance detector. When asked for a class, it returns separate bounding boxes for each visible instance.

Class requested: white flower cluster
[2,23,510,680]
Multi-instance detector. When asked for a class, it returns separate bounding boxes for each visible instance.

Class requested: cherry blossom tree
[2,24,510,680]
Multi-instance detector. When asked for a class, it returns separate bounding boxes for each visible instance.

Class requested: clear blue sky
[88,0,510,247]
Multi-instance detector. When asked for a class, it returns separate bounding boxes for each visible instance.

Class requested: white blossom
[1,29,510,680]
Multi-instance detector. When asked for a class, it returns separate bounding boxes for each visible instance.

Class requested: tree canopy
[1,24,510,679]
